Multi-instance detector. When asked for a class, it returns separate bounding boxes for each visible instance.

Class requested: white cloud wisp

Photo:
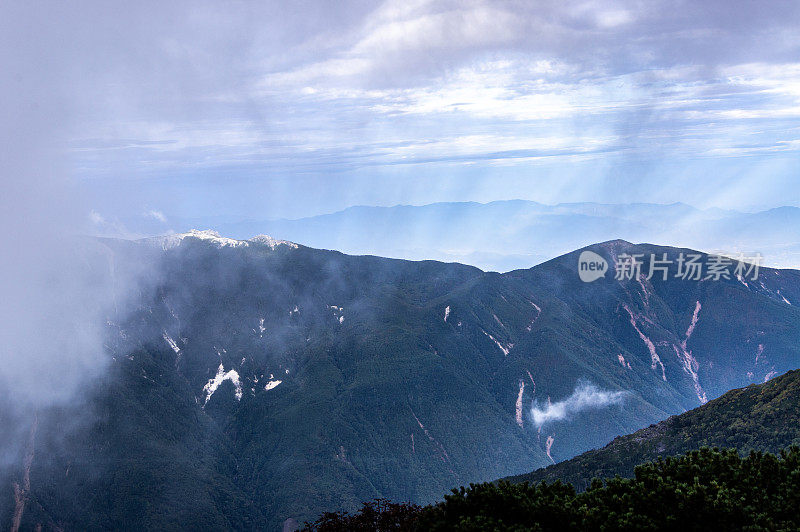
[530,382,628,428]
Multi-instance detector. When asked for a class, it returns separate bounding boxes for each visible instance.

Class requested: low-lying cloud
[530,382,627,427]
[0,1,160,440]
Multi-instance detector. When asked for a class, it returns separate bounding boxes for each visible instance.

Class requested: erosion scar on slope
[11,414,38,532]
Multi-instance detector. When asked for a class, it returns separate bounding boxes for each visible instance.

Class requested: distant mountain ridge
[118,200,800,272]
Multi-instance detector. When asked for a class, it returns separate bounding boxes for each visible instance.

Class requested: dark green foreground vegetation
[305,446,800,531]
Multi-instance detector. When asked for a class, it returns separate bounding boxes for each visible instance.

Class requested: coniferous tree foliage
[302,499,422,531]
[305,447,800,531]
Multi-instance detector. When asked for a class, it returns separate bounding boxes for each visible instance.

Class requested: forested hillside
[2,235,799,529]
[307,370,800,531]
[506,369,800,489]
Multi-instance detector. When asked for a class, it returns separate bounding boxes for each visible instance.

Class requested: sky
[8,0,800,232]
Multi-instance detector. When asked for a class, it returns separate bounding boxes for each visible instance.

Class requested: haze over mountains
[114,201,800,272]
[3,234,798,530]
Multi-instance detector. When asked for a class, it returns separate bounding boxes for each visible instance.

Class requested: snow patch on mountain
[203,363,243,405]
[249,234,299,249]
[493,314,506,329]
[162,331,181,354]
[149,229,247,250]
[141,230,297,251]
[264,378,282,391]
[515,380,525,427]
[737,273,750,288]
[329,305,345,324]
[637,276,651,306]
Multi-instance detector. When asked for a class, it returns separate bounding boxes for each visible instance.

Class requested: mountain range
[2,233,799,530]
[115,201,800,272]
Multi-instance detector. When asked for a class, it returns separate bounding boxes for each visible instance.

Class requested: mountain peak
[248,234,299,250]
[140,229,297,251]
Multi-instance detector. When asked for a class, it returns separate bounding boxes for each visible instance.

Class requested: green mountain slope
[305,370,800,531]
[2,236,799,530]
[506,368,800,490]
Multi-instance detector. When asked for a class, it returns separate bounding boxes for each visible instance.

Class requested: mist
[0,1,228,406]
[1,4,101,408]
[0,8,168,504]
[530,382,628,428]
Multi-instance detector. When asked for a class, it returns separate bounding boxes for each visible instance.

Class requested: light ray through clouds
[50,0,800,223]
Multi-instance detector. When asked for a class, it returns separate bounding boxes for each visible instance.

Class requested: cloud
[530,382,627,427]
[6,0,797,222]
[89,210,105,225]
[0,1,157,411]
[145,210,167,223]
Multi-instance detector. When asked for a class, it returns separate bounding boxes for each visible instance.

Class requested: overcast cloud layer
[5,0,800,229]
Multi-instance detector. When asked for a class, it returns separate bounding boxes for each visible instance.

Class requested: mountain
[506,368,800,490]
[304,370,800,530]
[120,201,800,272]
[2,234,799,530]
